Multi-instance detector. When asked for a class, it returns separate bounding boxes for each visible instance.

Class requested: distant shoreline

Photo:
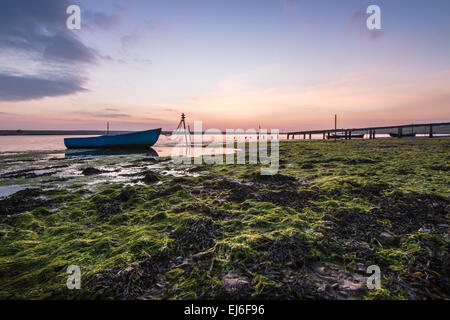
[0,130,287,136]
[0,130,134,136]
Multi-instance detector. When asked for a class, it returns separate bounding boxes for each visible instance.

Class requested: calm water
[0,133,443,154]
[0,134,239,157]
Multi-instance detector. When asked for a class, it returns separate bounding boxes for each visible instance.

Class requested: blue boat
[64,128,161,149]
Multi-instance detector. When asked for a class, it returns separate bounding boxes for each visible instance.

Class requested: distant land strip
[0,130,284,136]
[0,130,134,136]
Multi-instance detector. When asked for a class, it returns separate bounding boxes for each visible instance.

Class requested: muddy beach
[0,138,448,300]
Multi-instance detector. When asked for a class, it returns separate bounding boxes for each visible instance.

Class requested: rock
[186,166,206,173]
[142,171,160,184]
[418,227,432,233]
[81,167,103,176]
[175,256,184,264]
[379,232,395,245]
[221,278,249,291]
[315,266,327,275]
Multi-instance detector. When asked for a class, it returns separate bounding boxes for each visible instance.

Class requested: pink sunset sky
[0,0,449,131]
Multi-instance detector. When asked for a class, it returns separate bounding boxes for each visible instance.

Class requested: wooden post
[323,133,326,140]
[349,130,352,140]
[429,124,433,138]
[303,134,306,140]
[309,133,312,140]
[334,114,337,142]
[398,127,403,138]
[372,130,375,139]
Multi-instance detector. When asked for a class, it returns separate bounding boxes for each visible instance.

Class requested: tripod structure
[175,113,190,148]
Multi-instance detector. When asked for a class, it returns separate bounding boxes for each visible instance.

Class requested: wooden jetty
[286,122,450,140]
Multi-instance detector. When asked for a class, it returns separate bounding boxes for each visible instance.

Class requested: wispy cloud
[76,110,130,118]
[0,0,97,101]
[121,22,155,48]
[0,73,86,101]
[83,10,122,32]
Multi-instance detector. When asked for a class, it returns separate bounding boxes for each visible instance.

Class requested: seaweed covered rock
[263,232,314,268]
[246,172,303,190]
[81,167,103,176]
[0,189,51,221]
[91,251,171,299]
[142,171,160,184]
[370,191,449,234]
[173,218,219,253]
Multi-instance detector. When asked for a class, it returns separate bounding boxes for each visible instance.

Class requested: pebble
[379,232,395,245]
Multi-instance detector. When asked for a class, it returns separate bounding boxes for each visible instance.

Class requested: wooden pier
[286,122,450,140]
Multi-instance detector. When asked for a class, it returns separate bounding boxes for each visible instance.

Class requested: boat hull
[64,128,161,149]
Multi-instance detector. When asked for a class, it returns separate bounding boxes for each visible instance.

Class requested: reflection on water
[64,145,237,159]
[65,147,159,158]
[0,134,239,155]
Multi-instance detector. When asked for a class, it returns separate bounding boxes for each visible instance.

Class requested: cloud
[121,22,155,48]
[0,73,86,101]
[0,0,97,101]
[134,58,152,64]
[94,113,130,118]
[0,0,97,63]
[83,10,122,32]
[76,110,130,118]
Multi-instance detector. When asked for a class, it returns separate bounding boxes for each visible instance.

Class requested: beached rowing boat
[64,128,161,149]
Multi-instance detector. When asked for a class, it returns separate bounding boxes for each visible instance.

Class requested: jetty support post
[429,124,433,138]
[309,133,312,140]
[372,130,375,139]
[398,127,403,138]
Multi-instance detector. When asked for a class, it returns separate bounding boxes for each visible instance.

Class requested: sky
[0,0,449,131]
